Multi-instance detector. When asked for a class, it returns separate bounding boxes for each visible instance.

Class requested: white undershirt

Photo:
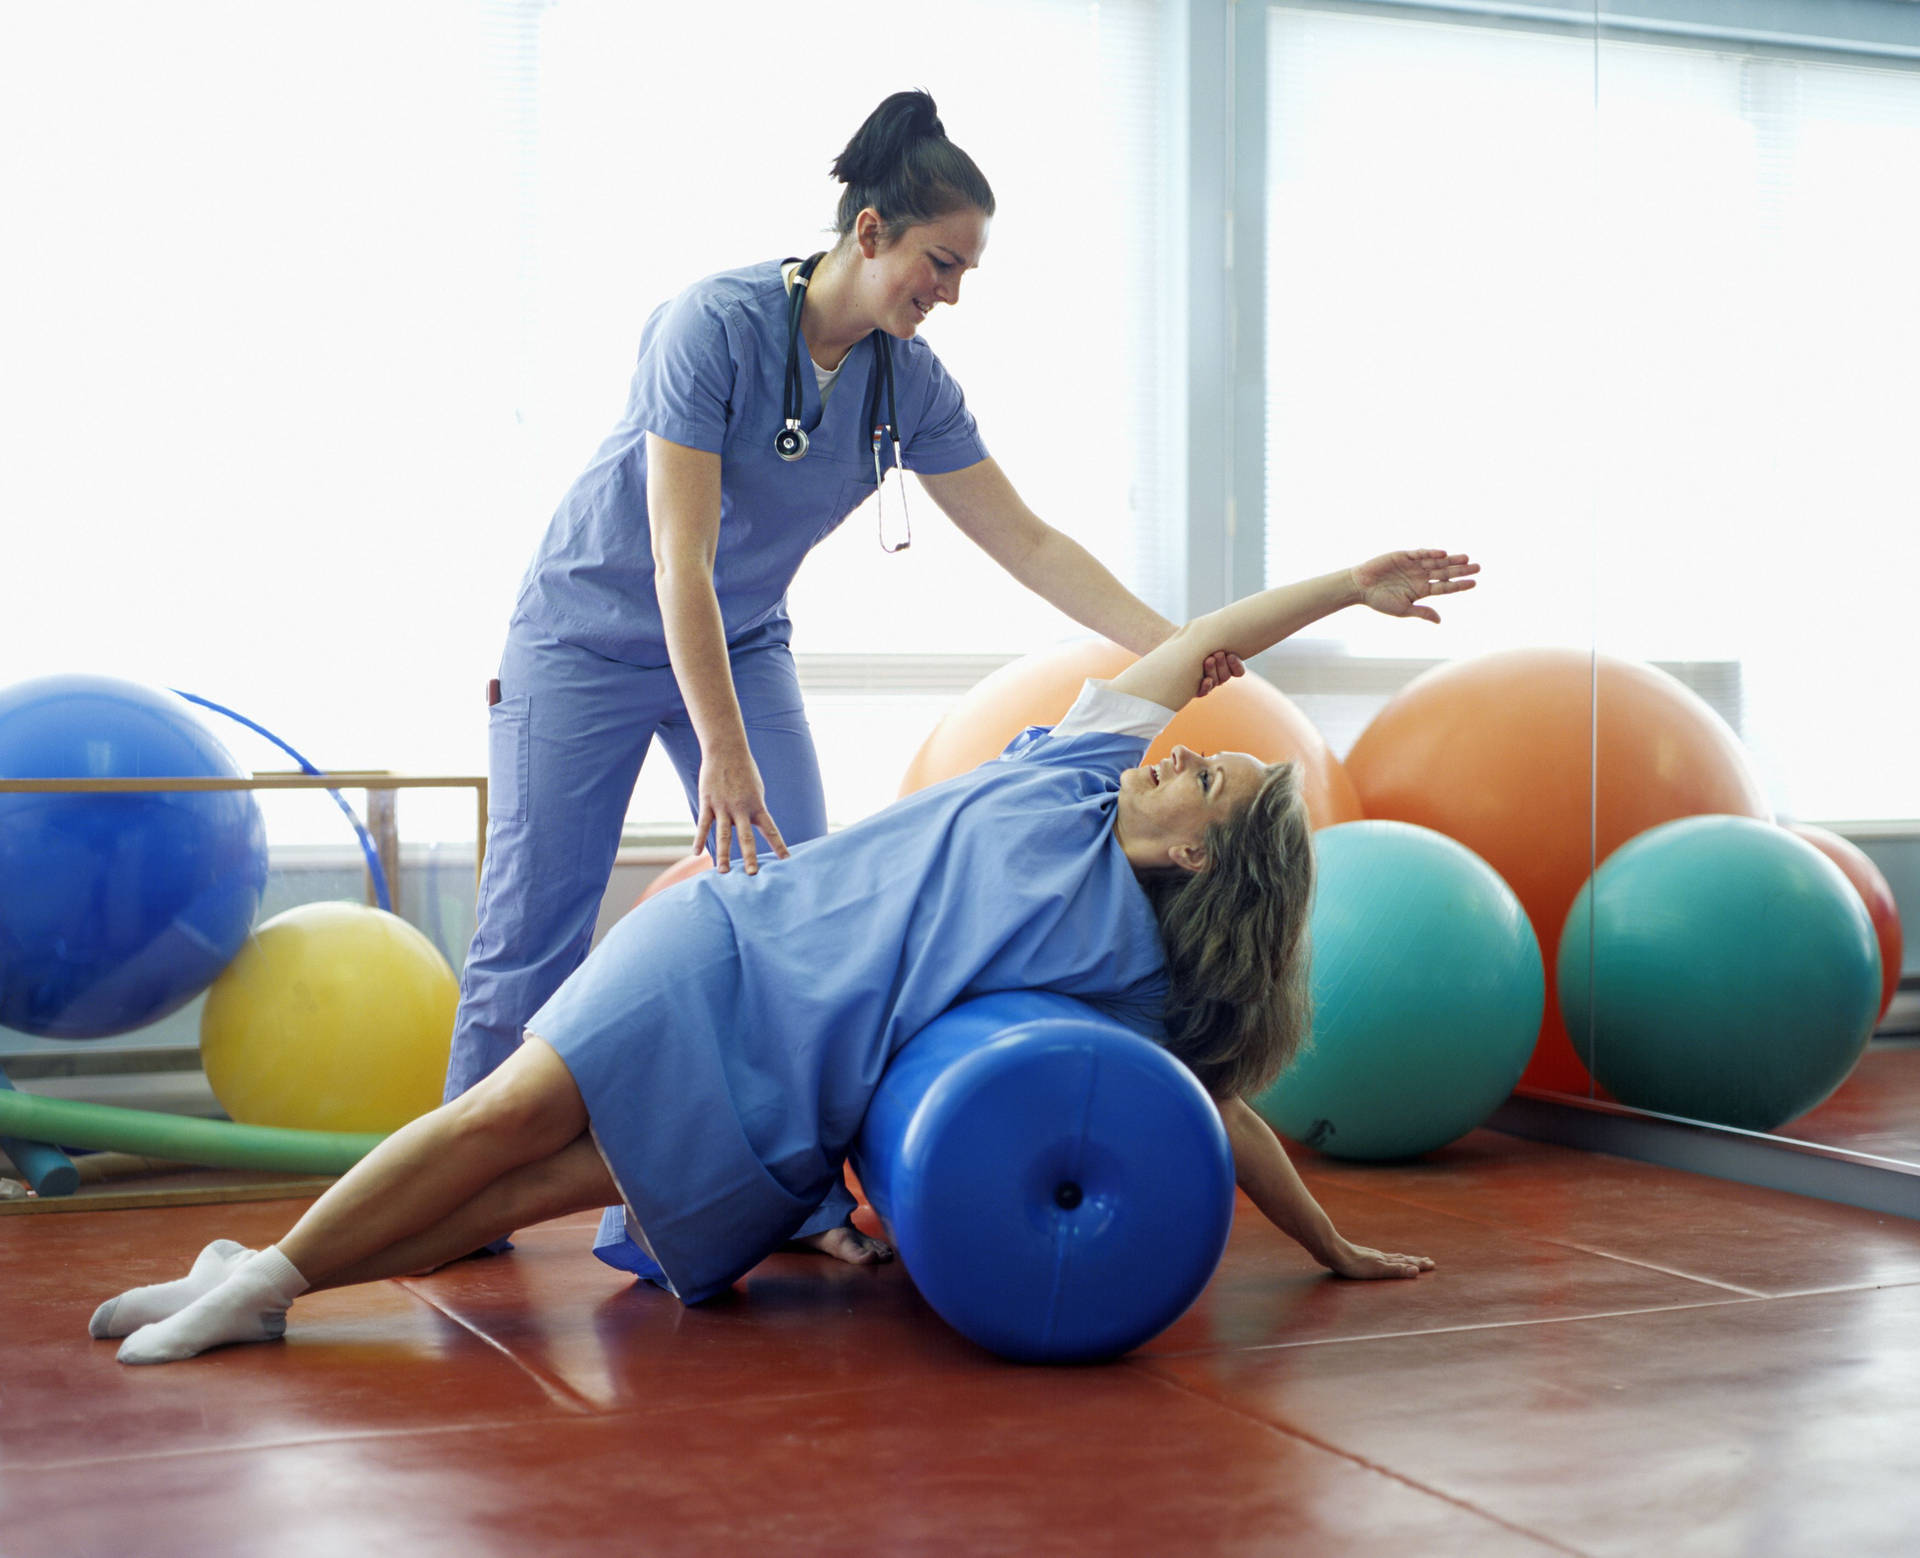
[1051,679,1177,742]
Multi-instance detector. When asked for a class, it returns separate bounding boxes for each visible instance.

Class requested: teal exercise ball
[1558,816,1880,1132]
[1253,821,1544,1161]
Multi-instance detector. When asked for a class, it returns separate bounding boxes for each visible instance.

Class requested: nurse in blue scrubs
[448,90,1238,1263]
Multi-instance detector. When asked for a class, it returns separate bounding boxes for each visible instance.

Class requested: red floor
[1782,1038,1920,1160]
[7,1129,1920,1557]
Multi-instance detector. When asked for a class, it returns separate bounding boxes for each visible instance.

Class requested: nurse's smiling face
[855,205,990,339]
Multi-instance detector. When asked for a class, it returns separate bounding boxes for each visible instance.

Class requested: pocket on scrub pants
[487,695,531,822]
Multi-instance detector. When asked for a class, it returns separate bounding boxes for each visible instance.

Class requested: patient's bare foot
[790,1224,894,1266]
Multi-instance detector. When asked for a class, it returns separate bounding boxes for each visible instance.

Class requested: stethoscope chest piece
[775,252,827,462]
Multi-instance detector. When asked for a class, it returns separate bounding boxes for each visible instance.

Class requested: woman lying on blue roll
[93,549,1476,1364]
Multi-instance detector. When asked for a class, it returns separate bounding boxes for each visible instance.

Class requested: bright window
[0,0,1176,838]
[1264,6,1920,819]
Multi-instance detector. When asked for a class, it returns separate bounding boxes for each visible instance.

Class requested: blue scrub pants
[446,612,855,1238]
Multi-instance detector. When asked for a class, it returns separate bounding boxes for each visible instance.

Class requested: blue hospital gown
[527,681,1175,1304]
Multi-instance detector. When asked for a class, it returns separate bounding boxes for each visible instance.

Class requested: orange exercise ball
[1345,648,1770,1092]
[1787,823,1903,1024]
[632,850,713,912]
[900,639,1363,829]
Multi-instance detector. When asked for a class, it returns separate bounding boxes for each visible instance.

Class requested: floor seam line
[10,1413,585,1474]
[1135,1364,1593,1557]
[5,1379,918,1475]
[1142,1292,1770,1358]
[1516,1238,1769,1297]
[1307,1181,1769,1295]
[1764,1275,1920,1300]
[391,1277,596,1415]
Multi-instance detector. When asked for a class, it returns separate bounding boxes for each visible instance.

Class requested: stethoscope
[775,251,910,553]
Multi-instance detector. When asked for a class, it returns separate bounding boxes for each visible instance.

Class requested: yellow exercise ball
[200,901,459,1134]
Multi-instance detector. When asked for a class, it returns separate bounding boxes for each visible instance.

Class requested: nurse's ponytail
[831,90,995,242]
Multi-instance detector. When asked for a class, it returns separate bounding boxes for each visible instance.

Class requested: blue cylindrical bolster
[852,991,1235,1363]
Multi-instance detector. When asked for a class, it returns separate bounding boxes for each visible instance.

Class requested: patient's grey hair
[1140,762,1315,1101]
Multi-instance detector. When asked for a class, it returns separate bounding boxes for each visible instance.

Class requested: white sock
[116,1246,310,1365]
[90,1239,256,1339]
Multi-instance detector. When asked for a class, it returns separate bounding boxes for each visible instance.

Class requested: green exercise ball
[1253,821,1544,1161]
[1558,815,1880,1132]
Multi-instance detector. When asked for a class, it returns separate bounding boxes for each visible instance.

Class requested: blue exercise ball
[1253,820,1544,1161]
[854,991,1234,1363]
[1559,815,1880,1132]
[0,675,268,1038]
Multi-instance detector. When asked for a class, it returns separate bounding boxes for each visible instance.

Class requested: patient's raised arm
[1109,551,1477,714]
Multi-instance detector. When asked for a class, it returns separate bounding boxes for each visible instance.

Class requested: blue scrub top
[514,260,991,666]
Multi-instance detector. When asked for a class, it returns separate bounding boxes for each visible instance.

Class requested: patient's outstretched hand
[1327,1238,1436,1281]
[1352,550,1479,624]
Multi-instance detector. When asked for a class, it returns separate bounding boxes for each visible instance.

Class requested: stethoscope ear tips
[774,424,810,462]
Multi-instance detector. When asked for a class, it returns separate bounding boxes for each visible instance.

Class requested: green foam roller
[0,1086,383,1176]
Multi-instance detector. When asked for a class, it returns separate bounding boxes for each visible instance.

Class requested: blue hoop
[170,690,393,914]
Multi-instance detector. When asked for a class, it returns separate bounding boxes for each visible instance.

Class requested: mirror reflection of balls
[1785,822,1904,1026]
[1346,648,1771,1091]
[0,674,267,1039]
[200,902,459,1135]
[1558,817,1881,1133]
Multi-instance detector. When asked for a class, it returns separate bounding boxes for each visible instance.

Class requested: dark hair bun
[831,90,945,189]
[829,90,994,239]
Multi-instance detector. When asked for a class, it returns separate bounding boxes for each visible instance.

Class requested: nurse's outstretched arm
[920,458,1241,697]
[1108,550,1479,714]
[648,433,789,875]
